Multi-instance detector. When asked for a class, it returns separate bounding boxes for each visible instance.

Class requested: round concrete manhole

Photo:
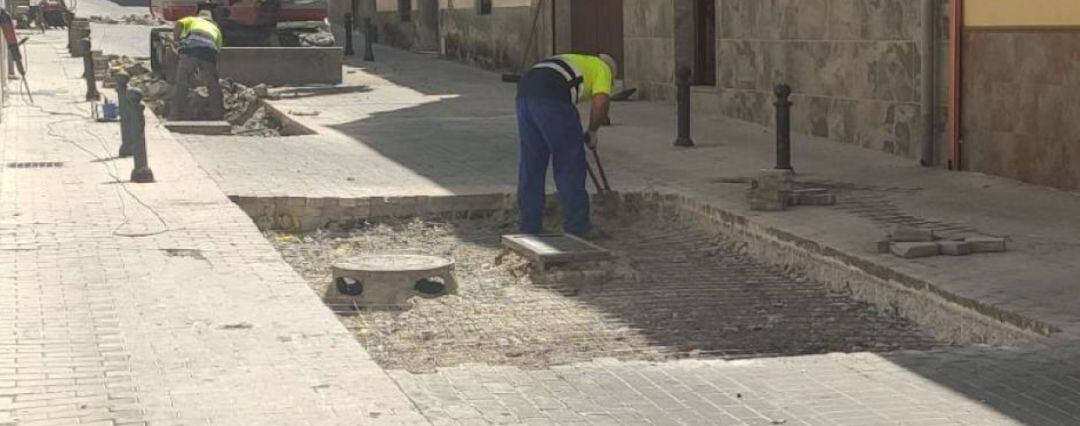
[341,254,454,272]
[326,254,457,307]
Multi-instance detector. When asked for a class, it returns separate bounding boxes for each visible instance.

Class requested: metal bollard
[774,84,793,171]
[80,38,99,101]
[114,72,134,157]
[343,13,355,56]
[128,88,155,183]
[363,17,375,61]
[674,66,694,147]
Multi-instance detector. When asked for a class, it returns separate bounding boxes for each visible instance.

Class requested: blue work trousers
[515,96,591,235]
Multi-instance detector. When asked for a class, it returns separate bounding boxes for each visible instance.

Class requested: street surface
[75,0,153,58]
[3,4,1080,425]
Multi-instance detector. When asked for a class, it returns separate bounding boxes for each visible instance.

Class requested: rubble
[107,57,283,136]
[298,31,335,47]
[89,14,163,26]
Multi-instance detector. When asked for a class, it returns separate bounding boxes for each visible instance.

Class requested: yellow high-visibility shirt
[559,54,613,102]
[177,17,223,51]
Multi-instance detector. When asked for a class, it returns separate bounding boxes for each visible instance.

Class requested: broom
[501,0,545,83]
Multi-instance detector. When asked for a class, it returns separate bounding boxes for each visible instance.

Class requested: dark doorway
[570,0,624,77]
[694,0,716,86]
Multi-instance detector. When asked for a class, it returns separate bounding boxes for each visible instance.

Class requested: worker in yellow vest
[515,53,616,238]
[169,9,224,121]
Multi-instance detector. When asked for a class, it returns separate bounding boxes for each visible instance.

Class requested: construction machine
[148,0,342,86]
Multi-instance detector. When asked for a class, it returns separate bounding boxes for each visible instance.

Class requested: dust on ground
[270,214,941,373]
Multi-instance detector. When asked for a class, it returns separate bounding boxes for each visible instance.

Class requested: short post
[128,88,155,183]
[774,84,793,171]
[674,66,694,147]
[114,71,134,157]
[363,17,375,61]
[343,13,355,56]
[80,38,99,101]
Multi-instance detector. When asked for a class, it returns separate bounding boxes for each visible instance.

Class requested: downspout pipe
[947,0,963,170]
[920,0,936,166]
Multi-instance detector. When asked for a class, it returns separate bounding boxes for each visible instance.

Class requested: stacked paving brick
[880,226,1008,259]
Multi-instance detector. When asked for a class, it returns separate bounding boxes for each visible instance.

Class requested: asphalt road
[72,0,156,58]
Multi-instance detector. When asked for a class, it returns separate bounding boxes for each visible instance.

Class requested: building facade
[336,0,1080,192]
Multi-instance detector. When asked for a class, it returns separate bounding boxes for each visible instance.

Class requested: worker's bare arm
[588,93,611,133]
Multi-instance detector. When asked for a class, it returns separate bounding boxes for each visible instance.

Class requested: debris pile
[89,14,163,26]
[107,57,283,136]
[298,31,335,47]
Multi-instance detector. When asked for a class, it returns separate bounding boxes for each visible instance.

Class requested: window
[477,0,492,15]
[399,0,412,21]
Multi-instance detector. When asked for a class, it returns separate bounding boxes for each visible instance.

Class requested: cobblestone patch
[271,211,940,373]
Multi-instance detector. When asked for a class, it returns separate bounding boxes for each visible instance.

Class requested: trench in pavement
[243,193,1046,374]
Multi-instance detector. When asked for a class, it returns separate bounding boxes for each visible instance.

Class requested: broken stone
[142,81,169,100]
[889,225,936,243]
[937,240,973,256]
[252,84,270,99]
[748,169,794,212]
[298,31,336,47]
[966,237,1007,253]
[890,242,940,259]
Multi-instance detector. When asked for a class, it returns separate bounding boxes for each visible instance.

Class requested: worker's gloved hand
[585,131,599,149]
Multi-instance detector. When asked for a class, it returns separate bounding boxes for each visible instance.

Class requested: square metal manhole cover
[6,162,64,169]
[502,234,612,268]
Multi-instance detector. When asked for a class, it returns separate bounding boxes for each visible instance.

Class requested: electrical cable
[22,100,173,238]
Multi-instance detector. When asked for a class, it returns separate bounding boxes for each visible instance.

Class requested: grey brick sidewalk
[1,33,426,424]
[389,339,1080,425]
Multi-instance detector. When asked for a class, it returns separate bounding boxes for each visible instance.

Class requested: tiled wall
[961,30,1080,191]
[715,0,933,159]
[622,0,676,101]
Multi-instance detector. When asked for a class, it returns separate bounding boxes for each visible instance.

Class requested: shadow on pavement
[319,45,1080,425]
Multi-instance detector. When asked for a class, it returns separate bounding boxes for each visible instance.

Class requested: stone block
[218,47,343,86]
[788,188,836,206]
[890,242,940,259]
[876,240,891,253]
[890,225,936,242]
[749,169,794,211]
[164,121,233,135]
[966,237,1007,253]
[937,241,973,256]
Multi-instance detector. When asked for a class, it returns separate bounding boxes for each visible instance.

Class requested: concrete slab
[164,120,232,135]
[502,234,612,269]
[218,47,343,86]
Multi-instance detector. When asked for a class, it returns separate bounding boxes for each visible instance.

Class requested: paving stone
[890,225,937,242]
[967,237,1008,253]
[890,242,941,258]
[938,240,974,256]
[1,30,425,425]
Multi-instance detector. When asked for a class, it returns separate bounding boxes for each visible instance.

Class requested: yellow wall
[965,0,1080,28]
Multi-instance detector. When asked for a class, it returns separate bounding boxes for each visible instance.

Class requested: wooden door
[694,0,716,86]
[570,0,623,77]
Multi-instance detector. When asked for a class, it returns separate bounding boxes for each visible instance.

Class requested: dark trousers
[169,49,223,121]
[515,96,591,235]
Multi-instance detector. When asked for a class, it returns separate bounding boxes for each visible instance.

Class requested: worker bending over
[515,53,616,237]
[169,10,224,121]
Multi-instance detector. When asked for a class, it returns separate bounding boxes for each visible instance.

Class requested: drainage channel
[254,193,1044,374]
